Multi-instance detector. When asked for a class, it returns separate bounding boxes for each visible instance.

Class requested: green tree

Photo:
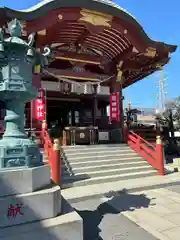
[164,97,180,130]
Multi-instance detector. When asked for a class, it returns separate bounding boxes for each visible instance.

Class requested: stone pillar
[110,77,124,143]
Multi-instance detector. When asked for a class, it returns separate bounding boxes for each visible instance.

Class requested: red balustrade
[127,130,164,175]
[41,121,61,185]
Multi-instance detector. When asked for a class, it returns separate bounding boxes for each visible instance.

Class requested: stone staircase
[61,144,157,189]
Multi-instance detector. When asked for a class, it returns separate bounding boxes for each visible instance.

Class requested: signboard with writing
[109,93,119,121]
[35,88,45,121]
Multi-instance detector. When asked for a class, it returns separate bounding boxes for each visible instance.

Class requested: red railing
[127,130,164,175]
[41,121,61,185]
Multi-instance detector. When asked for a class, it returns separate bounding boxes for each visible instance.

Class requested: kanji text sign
[35,88,45,120]
[109,93,119,121]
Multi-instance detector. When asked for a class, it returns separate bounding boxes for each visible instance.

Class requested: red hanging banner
[109,93,119,121]
[35,88,45,121]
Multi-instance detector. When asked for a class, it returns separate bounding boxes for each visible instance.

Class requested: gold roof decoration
[79,9,112,27]
[143,47,156,57]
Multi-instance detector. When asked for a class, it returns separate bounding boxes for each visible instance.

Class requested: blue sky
[1,0,179,108]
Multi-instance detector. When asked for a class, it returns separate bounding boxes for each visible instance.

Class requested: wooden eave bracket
[143,47,156,57]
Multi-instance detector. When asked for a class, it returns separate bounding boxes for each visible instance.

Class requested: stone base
[0,137,43,168]
[0,185,61,228]
[0,198,83,240]
[0,164,51,197]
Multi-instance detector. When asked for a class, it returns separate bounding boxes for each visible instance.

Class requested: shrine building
[0,0,177,144]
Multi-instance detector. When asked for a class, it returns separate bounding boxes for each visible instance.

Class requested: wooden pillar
[93,85,98,126]
[52,139,61,185]
[156,135,164,175]
[110,77,124,142]
[110,78,124,127]
[118,85,124,130]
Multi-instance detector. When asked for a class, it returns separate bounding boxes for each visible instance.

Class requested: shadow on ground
[74,189,155,240]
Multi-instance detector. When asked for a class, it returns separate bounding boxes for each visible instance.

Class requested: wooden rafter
[114,45,138,63]
[75,29,90,48]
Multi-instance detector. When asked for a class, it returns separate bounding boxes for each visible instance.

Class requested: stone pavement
[72,196,158,240]
[62,173,180,240]
[105,188,180,240]
[62,172,180,203]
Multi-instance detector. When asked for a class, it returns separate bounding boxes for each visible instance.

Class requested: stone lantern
[0,19,50,168]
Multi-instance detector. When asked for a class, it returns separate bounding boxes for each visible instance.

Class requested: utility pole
[126,97,132,110]
[155,70,167,113]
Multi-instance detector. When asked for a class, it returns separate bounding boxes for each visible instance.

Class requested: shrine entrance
[46,98,81,129]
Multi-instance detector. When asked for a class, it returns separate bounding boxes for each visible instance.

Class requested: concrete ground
[62,172,180,240]
[72,196,158,240]
[120,188,180,240]
[166,183,180,194]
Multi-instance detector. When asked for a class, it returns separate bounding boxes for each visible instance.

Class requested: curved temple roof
[0,0,176,50]
[0,0,177,87]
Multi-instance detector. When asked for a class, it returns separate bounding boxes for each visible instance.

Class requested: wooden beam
[123,58,169,88]
[99,46,138,74]
[25,8,81,33]
[123,57,169,72]
[52,50,108,65]
[114,45,138,63]
[46,68,110,81]
[123,72,153,88]
[112,18,147,53]
[36,23,72,47]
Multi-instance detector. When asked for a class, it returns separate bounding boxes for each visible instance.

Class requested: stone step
[62,156,143,168]
[62,160,148,174]
[62,144,128,152]
[62,165,153,179]
[63,148,134,157]
[62,170,157,188]
[64,152,138,161]
[63,143,127,148]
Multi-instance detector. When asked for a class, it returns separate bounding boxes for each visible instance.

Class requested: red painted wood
[52,50,107,63]
[112,17,147,52]
[47,67,110,80]
[52,144,61,185]
[41,121,61,184]
[156,143,164,175]
[25,8,81,33]
[128,130,164,175]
